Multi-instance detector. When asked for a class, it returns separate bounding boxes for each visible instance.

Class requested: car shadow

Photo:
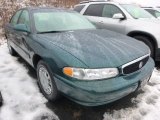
[17,56,37,79]
[155,61,160,69]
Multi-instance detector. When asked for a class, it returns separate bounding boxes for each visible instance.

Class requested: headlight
[63,67,119,80]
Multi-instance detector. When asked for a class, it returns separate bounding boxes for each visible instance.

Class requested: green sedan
[5,7,154,106]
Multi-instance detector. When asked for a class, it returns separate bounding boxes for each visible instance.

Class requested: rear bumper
[54,58,154,106]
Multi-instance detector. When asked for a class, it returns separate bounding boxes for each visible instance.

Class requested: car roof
[21,7,74,13]
[143,7,154,9]
[75,0,136,7]
[143,7,160,11]
[77,0,119,5]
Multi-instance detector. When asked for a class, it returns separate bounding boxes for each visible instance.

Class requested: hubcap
[38,66,53,95]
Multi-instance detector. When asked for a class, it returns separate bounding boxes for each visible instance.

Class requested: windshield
[33,12,96,33]
[157,8,160,11]
[121,4,154,19]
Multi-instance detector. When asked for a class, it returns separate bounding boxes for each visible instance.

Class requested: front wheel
[37,60,60,101]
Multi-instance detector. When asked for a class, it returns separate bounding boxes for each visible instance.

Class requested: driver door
[16,10,31,63]
[99,4,126,34]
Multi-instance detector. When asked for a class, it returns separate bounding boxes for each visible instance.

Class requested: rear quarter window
[74,5,85,13]
[84,4,104,17]
[10,10,22,26]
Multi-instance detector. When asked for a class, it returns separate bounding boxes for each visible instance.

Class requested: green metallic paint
[53,58,154,106]
[5,8,155,106]
[36,29,150,68]
[13,24,30,33]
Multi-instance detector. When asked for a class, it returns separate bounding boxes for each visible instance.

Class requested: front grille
[122,55,150,75]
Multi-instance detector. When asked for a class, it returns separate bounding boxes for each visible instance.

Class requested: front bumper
[54,58,154,106]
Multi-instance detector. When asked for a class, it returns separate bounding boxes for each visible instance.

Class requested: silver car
[74,1,160,62]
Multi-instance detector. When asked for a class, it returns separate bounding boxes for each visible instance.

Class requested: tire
[7,40,17,56]
[0,92,2,106]
[133,36,154,58]
[37,60,60,102]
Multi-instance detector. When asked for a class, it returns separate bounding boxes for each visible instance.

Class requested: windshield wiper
[37,31,63,34]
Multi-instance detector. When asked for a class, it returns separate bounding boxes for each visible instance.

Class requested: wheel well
[127,32,158,50]
[32,54,42,69]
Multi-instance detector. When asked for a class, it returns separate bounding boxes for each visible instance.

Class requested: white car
[74,1,160,62]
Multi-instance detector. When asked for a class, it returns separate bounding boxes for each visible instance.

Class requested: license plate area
[140,76,151,88]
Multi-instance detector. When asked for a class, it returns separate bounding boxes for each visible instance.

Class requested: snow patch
[103,70,160,120]
[0,37,6,46]
[0,43,59,120]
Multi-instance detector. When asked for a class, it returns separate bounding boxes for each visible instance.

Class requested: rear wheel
[37,60,60,101]
[133,36,154,58]
[7,40,17,56]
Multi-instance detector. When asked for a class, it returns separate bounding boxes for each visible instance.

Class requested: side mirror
[14,24,30,33]
[112,13,125,20]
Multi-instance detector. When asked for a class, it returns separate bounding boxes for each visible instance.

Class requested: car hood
[137,18,160,26]
[37,29,149,68]
[129,18,160,29]
[138,18,160,23]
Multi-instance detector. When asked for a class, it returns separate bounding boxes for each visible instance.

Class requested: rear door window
[74,5,85,12]
[84,4,104,17]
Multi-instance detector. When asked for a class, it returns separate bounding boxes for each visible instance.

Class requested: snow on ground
[0,40,160,120]
[103,69,160,120]
[0,42,59,120]
[0,37,6,46]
